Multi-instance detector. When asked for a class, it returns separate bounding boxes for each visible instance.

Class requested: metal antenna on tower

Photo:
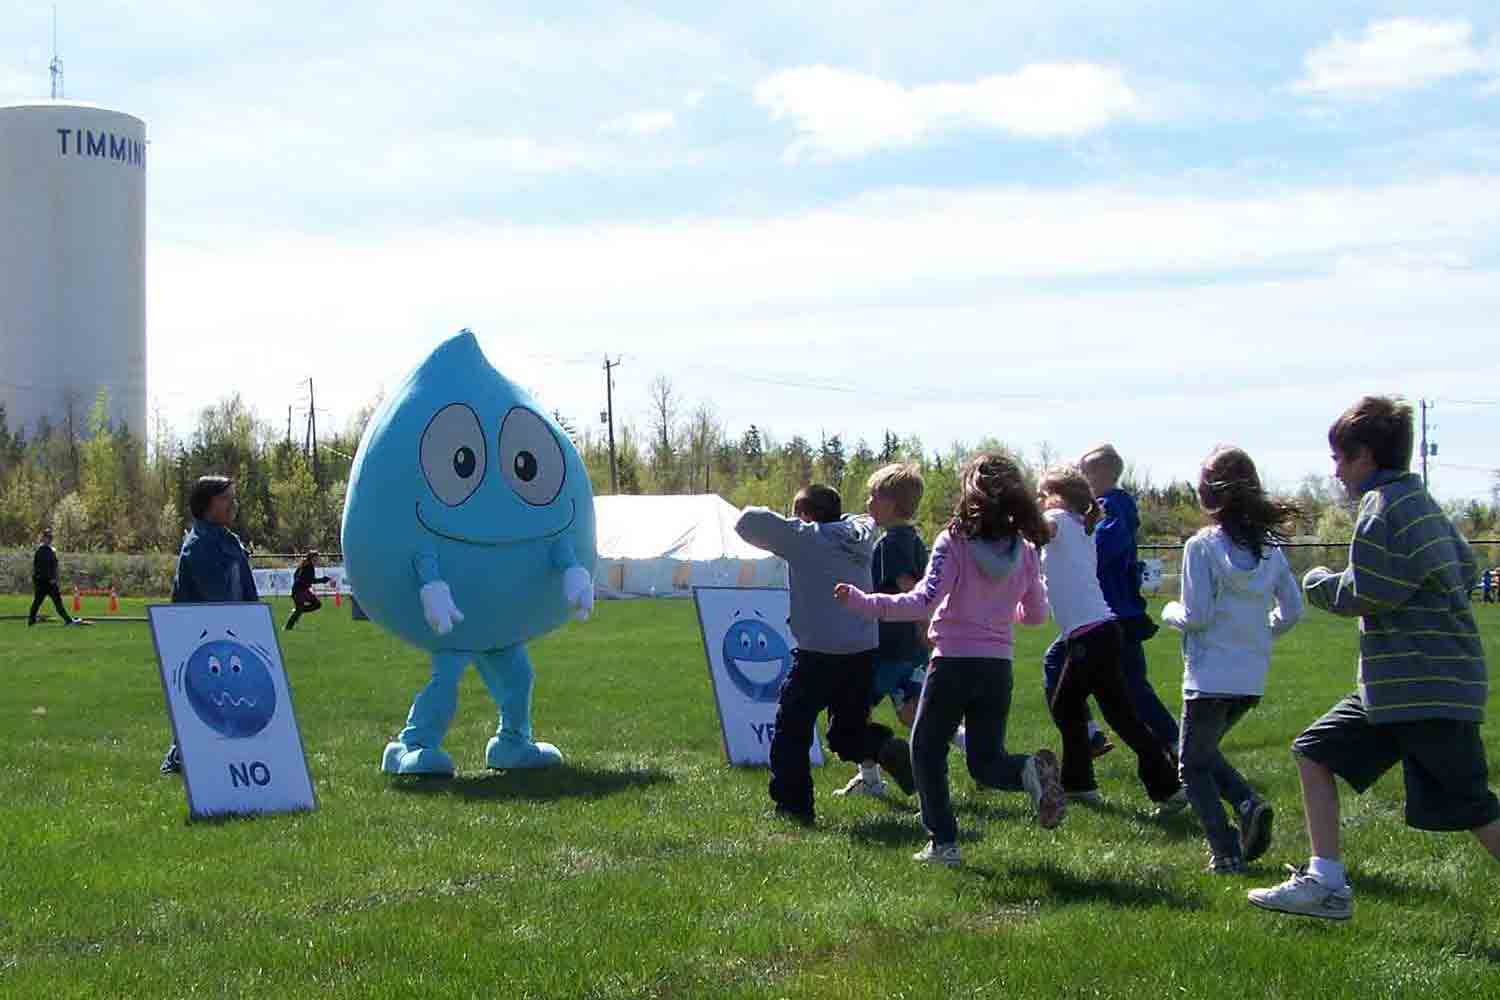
[49,6,65,100]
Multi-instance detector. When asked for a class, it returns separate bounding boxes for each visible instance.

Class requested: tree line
[1,379,1496,556]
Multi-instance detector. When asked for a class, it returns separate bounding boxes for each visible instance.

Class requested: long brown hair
[1198,446,1301,560]
[1037,466,1102,535]
[949,452,1050,547]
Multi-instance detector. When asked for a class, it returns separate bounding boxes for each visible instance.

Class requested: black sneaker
[773,805,814,827]
[160,745,182,775]
[1240,798,1274,862]
[877,737,916,796]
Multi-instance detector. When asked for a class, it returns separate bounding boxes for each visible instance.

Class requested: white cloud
[600,109,677,137]
[1294,17,1498,98]
[754,62,1140,160]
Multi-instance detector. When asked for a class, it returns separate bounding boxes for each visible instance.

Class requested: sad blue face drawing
[722,613,792,702]
[181,635,278,738]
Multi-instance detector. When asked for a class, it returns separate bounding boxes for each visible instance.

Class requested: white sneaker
[1152,788,1190,819]
[832,773,888,798]
[1247,865,1353,921]
[913,842,961,866]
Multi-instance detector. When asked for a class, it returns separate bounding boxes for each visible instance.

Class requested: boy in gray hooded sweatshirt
[736,485,915,823]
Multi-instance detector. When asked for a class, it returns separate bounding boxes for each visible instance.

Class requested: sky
[3,2,1499,500]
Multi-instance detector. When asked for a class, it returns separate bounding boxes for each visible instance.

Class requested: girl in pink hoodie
[836,453,1065,865]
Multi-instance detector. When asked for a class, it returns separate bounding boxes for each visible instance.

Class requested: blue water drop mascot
[341,330,597,775]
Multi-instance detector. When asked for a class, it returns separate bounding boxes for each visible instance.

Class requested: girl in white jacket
[1163,446,1304,873]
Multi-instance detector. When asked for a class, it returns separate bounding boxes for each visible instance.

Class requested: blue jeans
[910,656,1030,846]
[1179,696,1259,859]
[1043,623,1179,748]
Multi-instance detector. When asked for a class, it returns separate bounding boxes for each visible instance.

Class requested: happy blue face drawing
[340,330,597,653]
[178,632,278,738]
[721,612,792,702]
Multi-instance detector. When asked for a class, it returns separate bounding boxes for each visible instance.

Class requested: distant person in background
[285,551,331,631]
[160,475,260,775]
[1483,567,1495,604]
[27,527,79,626]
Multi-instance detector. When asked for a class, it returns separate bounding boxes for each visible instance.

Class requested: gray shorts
[1293,693,1500,832]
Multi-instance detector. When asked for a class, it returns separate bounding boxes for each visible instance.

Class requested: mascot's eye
[758,635,769,649]
[498,408,565,506]
[740,634,752,650]
[208,656,221,675]
[513,451,538,482]
[230,656,242,674]
[454,447,477,479]
[421,404,488,507]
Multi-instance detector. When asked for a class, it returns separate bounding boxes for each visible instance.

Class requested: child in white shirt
[1163,446,1303,873]
[1037,466,1184,812]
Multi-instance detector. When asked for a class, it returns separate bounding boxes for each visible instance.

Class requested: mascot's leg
[381,650,468,775]
[477,644,563,769]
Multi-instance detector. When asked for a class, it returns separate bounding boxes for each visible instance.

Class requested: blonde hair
[1078,444,1124,486]
[867,463,925,520]
[1038,466,1102,535]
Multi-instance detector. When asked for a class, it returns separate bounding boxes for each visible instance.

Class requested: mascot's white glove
[419,581,465,635]
[563,566,595,622]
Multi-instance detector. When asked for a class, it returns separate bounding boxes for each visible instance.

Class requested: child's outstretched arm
[1162,536,1213,631]
[734,507,814,562]
[835,532,956,621]
[1304,492,1416,616]
[1269,548,1304,636]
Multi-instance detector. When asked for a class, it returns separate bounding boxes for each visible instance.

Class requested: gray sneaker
[1208,854,1248,875]
[1247,865,1353,921]
[913,841,961,866]
[1239,798,1274,862]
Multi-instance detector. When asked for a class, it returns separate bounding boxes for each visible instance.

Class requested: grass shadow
[1344,867,1451,905]
[387,762,672,802]
[965,859,1203,911]
[843,814,983,848]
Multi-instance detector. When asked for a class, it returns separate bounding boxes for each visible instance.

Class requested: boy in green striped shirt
[1249,396,1499,921]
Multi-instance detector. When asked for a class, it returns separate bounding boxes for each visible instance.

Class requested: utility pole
[309,378,320,487]
[602,356,621,494]
[1419,398,1436,488]
[287,405,293,448]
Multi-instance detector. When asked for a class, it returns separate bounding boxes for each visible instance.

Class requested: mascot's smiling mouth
[415,499,576,547]
[209,691,258,709]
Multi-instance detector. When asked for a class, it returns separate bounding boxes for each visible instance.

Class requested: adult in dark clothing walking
[160,476,260,774]
[285,551,331,630]
[27,528,79,626]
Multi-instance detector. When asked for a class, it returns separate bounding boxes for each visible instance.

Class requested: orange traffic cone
[108,587,119,613]
[334,580,341,608]
[72,586,81,612]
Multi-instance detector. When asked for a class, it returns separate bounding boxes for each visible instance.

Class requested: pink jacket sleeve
[1014,544,1049,625]
[845,531,956,622]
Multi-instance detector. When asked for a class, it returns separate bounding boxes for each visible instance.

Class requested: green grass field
[3,595,1498,998]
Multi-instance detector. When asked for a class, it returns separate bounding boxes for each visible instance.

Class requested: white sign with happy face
[148,602,317,820]
[693,586,824,768]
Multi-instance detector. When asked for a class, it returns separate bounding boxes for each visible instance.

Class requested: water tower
[0,98,147,440]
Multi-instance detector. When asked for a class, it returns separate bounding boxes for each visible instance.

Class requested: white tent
[593,494,787,598]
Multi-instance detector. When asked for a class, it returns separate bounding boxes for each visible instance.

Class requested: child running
[836,463,930,798]
[1162,446,1304,874]
[285,551,331,631]
[1037,466,1184,813]
[1249,397,1498,921]
[736,485,915,825]
[836,452,1065,866]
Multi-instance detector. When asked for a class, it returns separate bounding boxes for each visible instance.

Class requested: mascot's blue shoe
[486,734,564,770]
[382,741,457,776]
